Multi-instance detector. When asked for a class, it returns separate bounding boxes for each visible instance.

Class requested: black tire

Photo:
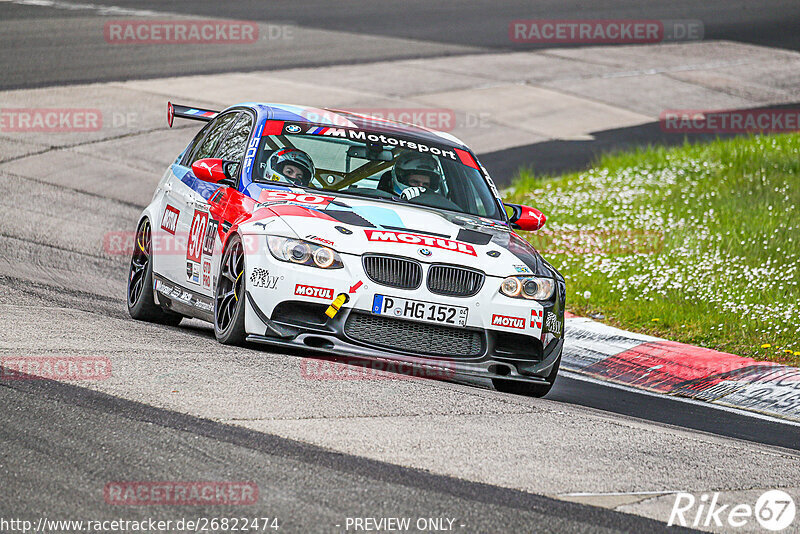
[127,218,183,326]
[214,233,247,345]
[492,355,561,398]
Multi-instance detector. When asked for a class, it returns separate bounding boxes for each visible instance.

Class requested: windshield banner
[278,121,459,161]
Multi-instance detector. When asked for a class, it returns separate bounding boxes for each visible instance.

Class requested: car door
[198,111,256,298]
[157,111,240,291]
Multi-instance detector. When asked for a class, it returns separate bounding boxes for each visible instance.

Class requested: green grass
[504,134,800,366]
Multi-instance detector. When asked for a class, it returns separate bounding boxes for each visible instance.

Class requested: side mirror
[192,158,237,186]
[505,203,546,231]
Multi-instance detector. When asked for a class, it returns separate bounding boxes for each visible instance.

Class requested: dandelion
[761,343,772,348]
[583,291,591,299]
[651,318,660,322]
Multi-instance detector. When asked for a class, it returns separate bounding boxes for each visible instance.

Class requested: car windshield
[252,131,503,220]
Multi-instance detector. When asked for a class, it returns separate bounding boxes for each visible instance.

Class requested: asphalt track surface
[3,0,800,90]
[1,1,799,532]
[1,376,694,533]
[4,0,800,180]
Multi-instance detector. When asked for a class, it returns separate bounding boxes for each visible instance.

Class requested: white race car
[127,102,565,396]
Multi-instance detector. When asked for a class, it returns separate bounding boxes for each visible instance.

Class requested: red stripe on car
[262,120,285,136]
[454,148,479,169]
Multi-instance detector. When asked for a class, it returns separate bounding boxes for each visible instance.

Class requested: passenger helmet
[391,151,442,195]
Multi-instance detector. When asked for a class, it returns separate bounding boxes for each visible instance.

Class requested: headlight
[287,241,311,263]
[313,247,335,268]
[500,276,555,300]
[267,236,343,269]
[500,277,522,297]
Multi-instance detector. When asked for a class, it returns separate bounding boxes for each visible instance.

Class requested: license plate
[371,294,468,327]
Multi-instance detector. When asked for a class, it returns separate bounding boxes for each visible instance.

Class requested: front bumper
[243,295,563,383]
[243,243,564,382]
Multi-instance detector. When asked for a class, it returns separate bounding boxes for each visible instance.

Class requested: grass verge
[504,134,800,366]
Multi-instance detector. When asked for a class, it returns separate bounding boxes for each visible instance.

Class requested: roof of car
[234,103,469,150]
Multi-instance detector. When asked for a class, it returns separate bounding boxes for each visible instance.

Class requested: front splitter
[245,332,562,384]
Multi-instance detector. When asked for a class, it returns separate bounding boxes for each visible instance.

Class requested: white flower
[583,291,592,299]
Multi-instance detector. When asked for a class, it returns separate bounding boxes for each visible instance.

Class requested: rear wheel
[214,234,247,345]
[492,355,560,398]
[126,218,183,325]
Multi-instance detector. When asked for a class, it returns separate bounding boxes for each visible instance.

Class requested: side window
[215,113,254,176]
[187,112,239,165]
[180,121,213,166]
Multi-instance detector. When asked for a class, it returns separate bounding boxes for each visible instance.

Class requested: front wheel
[214,234,247,345]
[492,355,561,398]
[127,218,183,326]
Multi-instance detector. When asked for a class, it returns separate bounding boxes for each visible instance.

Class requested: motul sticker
[491,314,526,330]
[160,205,179,235]
[258,190,334,207]
[531,309,543,329]
[364,230,476,256]
[295,284,333,300]
[187,209,208,263]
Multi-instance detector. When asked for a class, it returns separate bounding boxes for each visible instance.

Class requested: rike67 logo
[669,490,795,531]
[187,209,208,263]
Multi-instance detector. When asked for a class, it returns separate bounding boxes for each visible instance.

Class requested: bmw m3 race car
[126,102,565,396]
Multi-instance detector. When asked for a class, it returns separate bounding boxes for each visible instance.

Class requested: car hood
[245,193,558,279]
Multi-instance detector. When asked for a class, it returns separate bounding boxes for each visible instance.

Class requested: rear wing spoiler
[167,101,220,127]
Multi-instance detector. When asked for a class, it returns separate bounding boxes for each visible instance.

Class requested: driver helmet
[265,148,315,186]
[391,151,442,195]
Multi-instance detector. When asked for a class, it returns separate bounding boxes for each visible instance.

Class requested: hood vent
[456,228,493,245]
[326,210,375,227]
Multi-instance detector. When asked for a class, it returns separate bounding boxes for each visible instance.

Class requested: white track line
[562,490,681,497]
[1,0,182,17]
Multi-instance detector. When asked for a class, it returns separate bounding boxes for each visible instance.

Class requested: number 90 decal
[187,209,208,263]
[257,190,334,208]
